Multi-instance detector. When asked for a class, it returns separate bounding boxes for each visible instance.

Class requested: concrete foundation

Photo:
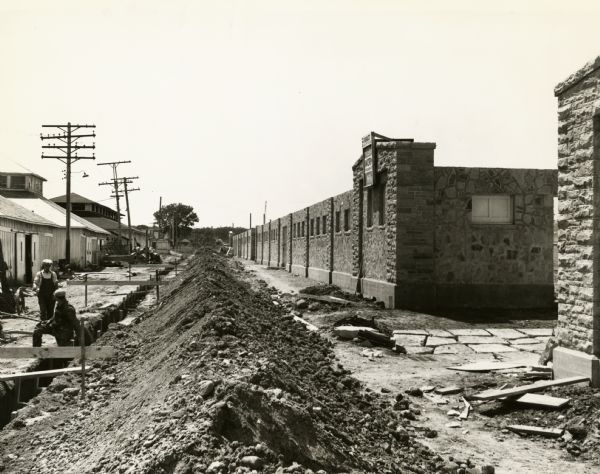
[361,278,397,308]
[290,264,307,278]
[435,284,555,309]
[553,346,599,387]
[307,267,330,284]
[331,271,357,293]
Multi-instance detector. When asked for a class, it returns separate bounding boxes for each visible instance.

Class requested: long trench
[0,266,173,428]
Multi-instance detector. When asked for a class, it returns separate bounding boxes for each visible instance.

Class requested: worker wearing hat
[32,259,58,321]
[32,288,81,347]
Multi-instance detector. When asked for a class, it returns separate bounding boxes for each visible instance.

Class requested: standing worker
[32,259,58,321]
[32,289,81,347]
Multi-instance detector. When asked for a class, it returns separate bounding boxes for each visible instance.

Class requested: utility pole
[98,161,131,254]
[122,177,140,252]
[41,123,96,264]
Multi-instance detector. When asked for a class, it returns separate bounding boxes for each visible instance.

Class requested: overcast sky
[1,0,599,228]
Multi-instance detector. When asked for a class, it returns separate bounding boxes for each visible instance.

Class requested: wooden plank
[508,424,563,437]
[0,346,115,359]
[516,393,571,408]
[297,293,352,305]
[0,367,83,382]
[67,280,166,286]
[472,376,589,401]
[448,361,529,372]
[436,385,463,395]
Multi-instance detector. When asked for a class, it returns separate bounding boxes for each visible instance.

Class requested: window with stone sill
[471,195,513,224]
[335,211,341,232]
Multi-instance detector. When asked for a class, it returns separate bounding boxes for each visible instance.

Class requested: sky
[1,0,599,228]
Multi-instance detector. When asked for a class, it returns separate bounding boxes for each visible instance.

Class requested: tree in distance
[153,203,199,240]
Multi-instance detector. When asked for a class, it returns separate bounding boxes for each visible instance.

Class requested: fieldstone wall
[332,190,353,275]
[308,198,332,271]
[434,167,556,284]
[555,56,600,355]
[290,208,308,274]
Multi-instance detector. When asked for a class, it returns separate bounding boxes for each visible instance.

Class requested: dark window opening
[316,216,320,235]
[344,209,350,231]
[322,216,327,234]
[301,221,305,237]
[335,211,341,232]
[310,218,314,236]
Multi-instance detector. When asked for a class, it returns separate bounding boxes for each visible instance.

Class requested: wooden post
[128,261,132,281]
[15,378,21,405]
[155,269,160,303]
[175,261,178,276]
[79,318,86,399]
[84,274,88,307]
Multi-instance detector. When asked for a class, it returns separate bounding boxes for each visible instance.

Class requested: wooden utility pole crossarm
[97,161,131,254]
[41,122,96,264]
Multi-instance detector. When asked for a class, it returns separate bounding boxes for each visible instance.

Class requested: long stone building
[233,134,557,310]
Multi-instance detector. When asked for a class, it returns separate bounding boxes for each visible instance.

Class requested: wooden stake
[84,274,88,307]
[155,269,160,303]
[80,318,86,400]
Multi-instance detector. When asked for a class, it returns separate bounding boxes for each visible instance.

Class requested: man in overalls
[32,259,58,321]
[32,289,81,347]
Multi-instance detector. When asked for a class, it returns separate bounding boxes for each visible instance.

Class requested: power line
[41,122,96,264]
[97,161,131,253]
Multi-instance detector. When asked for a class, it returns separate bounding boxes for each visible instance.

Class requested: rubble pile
[480,384,600,464]
[0,249,445,473]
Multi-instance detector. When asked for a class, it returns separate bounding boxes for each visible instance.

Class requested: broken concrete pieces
[405,346,434,355]
[468,344,517,353]
[507,424,563,438]
[436,386,463,395]
[426,337,458,347]
[458,335,506,344]
[487,328,527,339]
[434,344,473,355]
[448,328,491,336]
[334,326,376,339]
[392,334,427,347]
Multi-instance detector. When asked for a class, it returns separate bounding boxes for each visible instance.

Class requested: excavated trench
[0,266,174,428]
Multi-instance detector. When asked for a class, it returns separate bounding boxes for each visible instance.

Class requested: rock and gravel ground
[0,249,455,474]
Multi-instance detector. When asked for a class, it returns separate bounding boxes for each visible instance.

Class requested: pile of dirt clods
[0,249,444,473]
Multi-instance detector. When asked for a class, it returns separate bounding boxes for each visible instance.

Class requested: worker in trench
[32,259,58,321]
[32,289,84,347]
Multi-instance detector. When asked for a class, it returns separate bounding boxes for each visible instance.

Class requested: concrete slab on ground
[405,346,435,355]
[433,344,474,355]
[427,329,454,338]
[512,343,547,353]
[468,344,517,353]
[448,329,491,336]
[519,328,554,337]
[487,328,527,339]
[393,334,427,346]
[425,336,458,347]
[509,337,541,345]
[457,335,505,344]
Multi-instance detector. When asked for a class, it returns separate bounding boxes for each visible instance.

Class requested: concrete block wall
[554,56,600,356]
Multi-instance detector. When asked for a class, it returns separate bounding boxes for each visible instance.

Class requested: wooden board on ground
[516,393,571,408]
[0,366,83,382]
[472,376,589,401]
[67,280,166,286]
[436,385,463,395]
[508,424,563,437]
[0,346,115,359]
[447,362,527,372]
[298,293,352,305]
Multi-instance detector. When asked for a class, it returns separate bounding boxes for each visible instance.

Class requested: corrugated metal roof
[0,195,56,227]
[8,197,110,235]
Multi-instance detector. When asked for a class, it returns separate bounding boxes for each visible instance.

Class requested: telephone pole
[98,161,131,254]
[41,123,96,263]
[122,177,140,252]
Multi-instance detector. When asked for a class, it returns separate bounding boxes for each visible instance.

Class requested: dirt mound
[0,249,443,473]
[299,284,364,303]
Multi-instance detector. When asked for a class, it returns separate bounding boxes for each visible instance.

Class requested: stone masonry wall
[332,190,353,275]
[290,208,308,274]
[308,198,333,271]
[555,56,600,355]
[434,166,556,285]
